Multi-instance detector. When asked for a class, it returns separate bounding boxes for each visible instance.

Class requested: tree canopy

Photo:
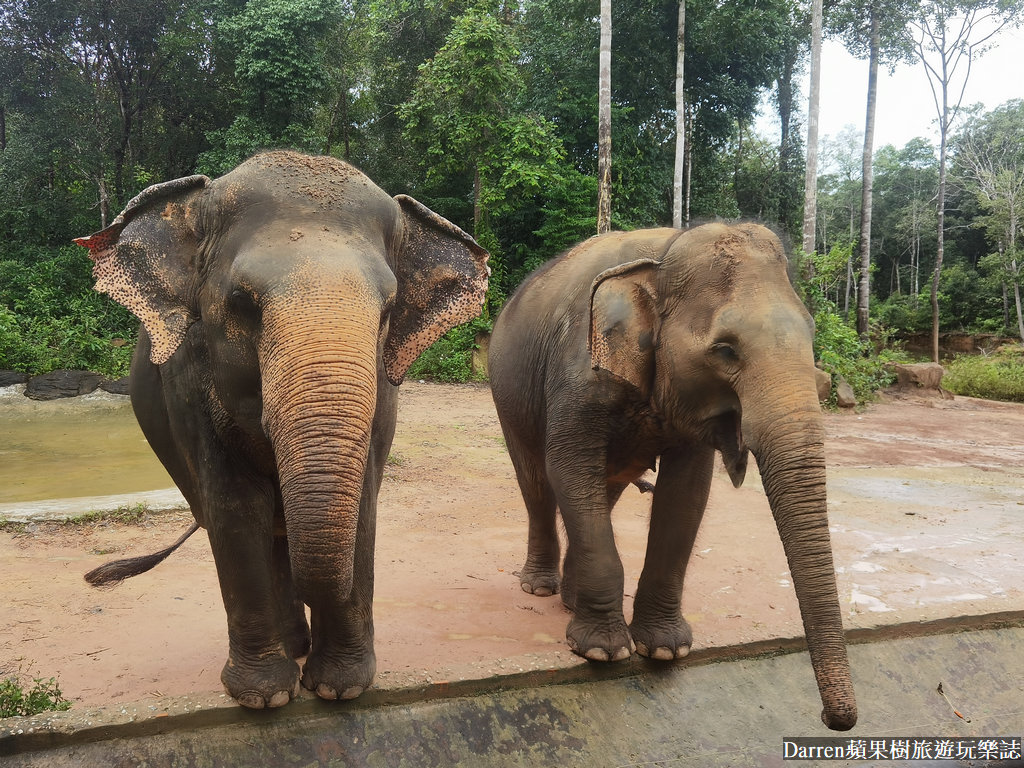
[1,0,1022,377]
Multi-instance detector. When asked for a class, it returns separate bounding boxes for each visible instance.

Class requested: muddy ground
[1,382,1022,710]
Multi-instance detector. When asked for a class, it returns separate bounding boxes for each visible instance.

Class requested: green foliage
[813,306,901,403]
[943,345,1024,402]
[405,318,491,383]
[0,671,72,718]
[0,248,137,376]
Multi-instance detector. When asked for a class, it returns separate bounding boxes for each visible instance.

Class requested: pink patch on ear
[73,227,123,261]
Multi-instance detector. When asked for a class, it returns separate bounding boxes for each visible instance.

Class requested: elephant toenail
[584,647,611,661]
[268,690,291,708]
[533,586,553,597]
[316,683,339,700]
[611,646,632,662]
[521,582,533,594]
[676,646,691,658]
[652,647,674,660]
[340,686,364,700]
[237,691,266,709]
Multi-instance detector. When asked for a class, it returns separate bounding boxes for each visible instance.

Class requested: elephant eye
[710,342,739,363]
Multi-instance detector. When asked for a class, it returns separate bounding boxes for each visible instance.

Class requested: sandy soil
[1,382,1022,710]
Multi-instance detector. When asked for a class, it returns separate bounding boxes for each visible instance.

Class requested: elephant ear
[384,195,490,385]
[589,258,660,395]
[74,175,209,365]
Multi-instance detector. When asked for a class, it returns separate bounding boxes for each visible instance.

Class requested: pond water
[0,387,173,503]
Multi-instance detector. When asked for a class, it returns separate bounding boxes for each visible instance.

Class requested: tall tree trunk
[685,101,693,225]
[672,0,686,229]
[473,166,481,231]
[98,176,110,229]
[0,105,6,151]
[930,78,950,363]
[597,0,612,234]
[856,11,879,341]
[802,0,823,257]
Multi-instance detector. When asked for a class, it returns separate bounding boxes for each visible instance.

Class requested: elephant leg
[549,450,632,662]
[147,345,300,708]
[271,533,311,659]
[630,444,713,661]
[205,486,302,709]
[506,433,561,597]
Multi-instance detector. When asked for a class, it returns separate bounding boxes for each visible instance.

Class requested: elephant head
[75,151,489,608]
[589,223,856,731]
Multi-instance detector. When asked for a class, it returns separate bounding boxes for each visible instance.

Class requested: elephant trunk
[260,297,379,608]
[743,378,857,732]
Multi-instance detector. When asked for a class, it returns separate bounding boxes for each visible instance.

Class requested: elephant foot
[221,651,301,709]
[519,563,560,597]
[630,614,693,660]
[566,614,634,662]
[301,648,376,702]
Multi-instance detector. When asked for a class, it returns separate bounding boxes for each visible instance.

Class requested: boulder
[100,376,131,395]
[25,370,104,400]
[835,376,857,408]
[814,367,832,403]
[0,370,29,387]
[893,362,945,391]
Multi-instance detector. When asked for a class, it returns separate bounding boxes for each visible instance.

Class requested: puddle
[0,390,173,503]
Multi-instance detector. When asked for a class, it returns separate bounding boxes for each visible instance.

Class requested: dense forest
[1,0,1022,388]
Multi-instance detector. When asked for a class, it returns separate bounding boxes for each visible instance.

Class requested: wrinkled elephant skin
[488,224,856,731]
[75,151,488,709]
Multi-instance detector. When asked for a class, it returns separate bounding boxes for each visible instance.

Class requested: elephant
[74,151,489,709]
[487,223,857,731]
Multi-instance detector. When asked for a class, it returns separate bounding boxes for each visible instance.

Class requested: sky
[757,25,1024,153]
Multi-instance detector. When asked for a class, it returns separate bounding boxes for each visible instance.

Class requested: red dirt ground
[1,383,1022,710]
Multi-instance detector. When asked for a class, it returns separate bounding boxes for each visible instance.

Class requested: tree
[829,0,916,339]
[802,0,823,256]
[400,1,569,300]
[816,127,864,312]
[910,0,1024,360]
[597,0,612,234]
[672,0,685,228]
[955,100,1024,339]
[871,138,938,302]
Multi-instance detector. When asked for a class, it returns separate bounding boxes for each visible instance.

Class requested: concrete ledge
[3,611,1022,764]
[0,489,188,523]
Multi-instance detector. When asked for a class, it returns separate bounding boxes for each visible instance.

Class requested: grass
[0,503,154,534]
[943,345,1024,403]
[63,503,151,527]
[0,670,72,718]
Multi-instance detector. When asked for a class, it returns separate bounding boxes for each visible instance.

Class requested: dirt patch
[1,383,1022,710]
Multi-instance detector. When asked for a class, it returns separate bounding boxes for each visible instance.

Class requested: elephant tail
[84,521,201,587]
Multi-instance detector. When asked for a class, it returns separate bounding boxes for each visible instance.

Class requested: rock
[0,370,29,387]
[25,370,104,400]
[814,367,832,403]
[835,376,857,408]
[471,330,490,379]
[100,376,131,395]
[893,362,945,391]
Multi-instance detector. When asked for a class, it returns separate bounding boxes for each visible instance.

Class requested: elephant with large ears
[488,223,856,731]
[75,151,489,709]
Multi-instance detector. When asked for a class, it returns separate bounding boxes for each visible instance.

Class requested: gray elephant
[75,151,489,709]
[488,223,856,731]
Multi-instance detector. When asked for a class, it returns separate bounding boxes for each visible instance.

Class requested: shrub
[405,318,491,383]
[0,671,72,718]
[943,346,1024,403]
[814,307,902,404]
